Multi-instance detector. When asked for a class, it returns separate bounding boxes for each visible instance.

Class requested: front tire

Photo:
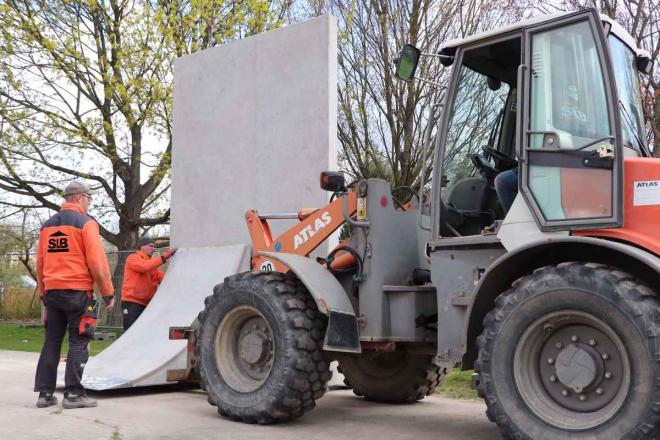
[197,271,331,424]
[475,263,660,439]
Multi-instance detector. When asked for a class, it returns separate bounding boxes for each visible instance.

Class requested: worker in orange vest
[34,181,115,409]
[120,237,176,331]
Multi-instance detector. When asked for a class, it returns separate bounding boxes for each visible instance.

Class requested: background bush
[0,288,40,321]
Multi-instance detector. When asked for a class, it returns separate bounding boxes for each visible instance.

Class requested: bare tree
[295,0,525,201]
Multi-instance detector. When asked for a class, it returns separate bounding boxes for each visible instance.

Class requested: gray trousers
[35,290,90,396]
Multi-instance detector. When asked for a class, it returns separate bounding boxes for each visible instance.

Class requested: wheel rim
[214,306,275,393]
[513,309,630,431]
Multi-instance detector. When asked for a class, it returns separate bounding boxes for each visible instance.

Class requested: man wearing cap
[120,237,176,331]
[35,181,115,409]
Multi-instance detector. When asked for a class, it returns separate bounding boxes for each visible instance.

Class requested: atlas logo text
[294,212,331,249]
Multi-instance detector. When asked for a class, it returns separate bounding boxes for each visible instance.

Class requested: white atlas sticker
[260,260,275,271]
[633,180,660,206]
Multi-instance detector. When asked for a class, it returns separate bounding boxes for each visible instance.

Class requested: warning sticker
[633,180,660,206]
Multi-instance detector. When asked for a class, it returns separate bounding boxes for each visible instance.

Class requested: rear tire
[337,351,444,403]
[197,271,331,424]
[475,263,660,439]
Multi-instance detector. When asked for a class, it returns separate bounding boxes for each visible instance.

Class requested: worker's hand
[103,296,115,311]
[163,248,177,260]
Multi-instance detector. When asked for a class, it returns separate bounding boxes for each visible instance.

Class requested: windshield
[609,36,647,155]
[441,64,510,202]
[529,21,611,151]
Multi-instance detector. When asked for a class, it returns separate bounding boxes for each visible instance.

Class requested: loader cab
[421,10,649,239]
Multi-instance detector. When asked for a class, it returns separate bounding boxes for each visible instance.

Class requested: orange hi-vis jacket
[36,203,114,298]
[120,251,166,306]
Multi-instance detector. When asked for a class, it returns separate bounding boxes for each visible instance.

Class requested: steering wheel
[470,152,498,181]
[470,147,518,181]
[483,147,517,171]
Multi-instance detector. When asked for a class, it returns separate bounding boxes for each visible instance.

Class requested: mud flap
[324,309,361,353]
[258,252,362,353]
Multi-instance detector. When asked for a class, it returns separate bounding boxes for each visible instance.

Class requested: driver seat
[441,177,499,236]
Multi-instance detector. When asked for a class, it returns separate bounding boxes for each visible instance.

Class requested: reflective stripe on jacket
[36,203,114,297]
[120,250,165,306]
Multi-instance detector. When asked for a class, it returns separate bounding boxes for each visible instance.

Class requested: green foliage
[0,265,22,292]
[0,254,22,290]
[0,0,291,250]
[436,369,479,400]
[0,226,29,292]
[0,225,20,254]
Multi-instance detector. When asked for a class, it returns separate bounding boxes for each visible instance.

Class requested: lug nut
[548,358,555,365]
[602,353,610,360]
[589,339,596,346]
[596,388,604,395]
[579,395,587,401]
[571,335,579,342]
[605,372,613,379]
[555,342,563,349]
[550,375,557,383]
[562,390,569,397]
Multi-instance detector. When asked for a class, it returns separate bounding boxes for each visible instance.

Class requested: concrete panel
[80,246,250,390]
[172,16,337,249]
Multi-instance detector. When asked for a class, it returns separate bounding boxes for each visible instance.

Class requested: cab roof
[441,11,647,57]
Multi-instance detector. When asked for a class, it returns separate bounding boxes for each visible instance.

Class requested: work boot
[62,394,97,409]
[36,392,58,408]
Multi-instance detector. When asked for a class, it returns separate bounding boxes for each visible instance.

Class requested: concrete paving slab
[2,350,501,439]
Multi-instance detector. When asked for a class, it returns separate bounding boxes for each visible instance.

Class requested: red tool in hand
[78,292,98,337]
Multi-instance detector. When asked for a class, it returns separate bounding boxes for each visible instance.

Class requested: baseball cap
[137,236,156,248]
[63,181,93,197]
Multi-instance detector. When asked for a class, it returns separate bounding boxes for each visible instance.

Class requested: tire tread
[475,263,660,439]
[197,271,329,424]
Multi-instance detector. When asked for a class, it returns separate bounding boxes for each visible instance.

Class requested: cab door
[519,10,623,230]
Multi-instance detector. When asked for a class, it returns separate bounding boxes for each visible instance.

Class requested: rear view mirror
[637,54,653,75]
[395,44,421,82]
[320,171,345,192]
